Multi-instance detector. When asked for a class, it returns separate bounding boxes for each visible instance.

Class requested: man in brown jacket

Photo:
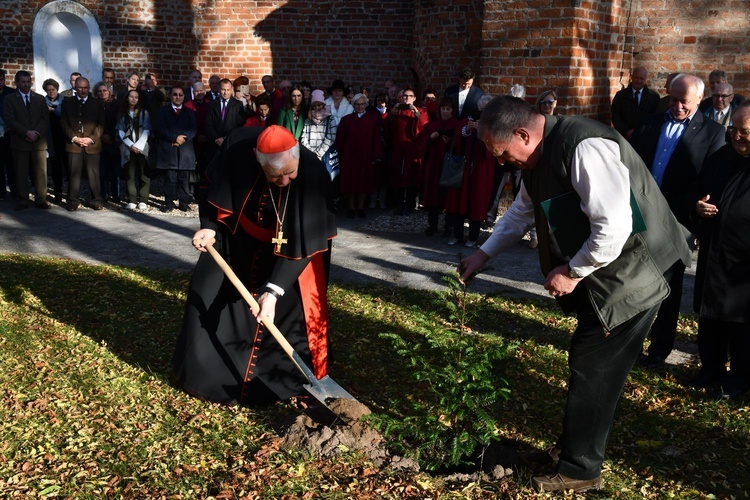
[3,70,49,210]
[60,76,105,211]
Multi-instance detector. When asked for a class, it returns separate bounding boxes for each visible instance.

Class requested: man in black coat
[205,78,247,161]
[610,66,660,140]
[688,102,750,398]
[3,70,50,210]
[631,73,726,368]
[444,67,484,120]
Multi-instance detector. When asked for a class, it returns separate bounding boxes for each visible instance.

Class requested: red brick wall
[627,0,750,103]
[478,0,748,120]
[412,0,485,98]
[0,0,747,121]
[198,1,414,95]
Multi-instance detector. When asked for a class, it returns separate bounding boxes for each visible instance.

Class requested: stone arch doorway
[32,0,102,92]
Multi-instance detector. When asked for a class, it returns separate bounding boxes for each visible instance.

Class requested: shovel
[205,244,358,413]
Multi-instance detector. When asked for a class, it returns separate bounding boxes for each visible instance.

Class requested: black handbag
[439,142,465,189]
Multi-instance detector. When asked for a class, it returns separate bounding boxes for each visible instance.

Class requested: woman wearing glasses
[536,89,558,116]
[388,86,428,215]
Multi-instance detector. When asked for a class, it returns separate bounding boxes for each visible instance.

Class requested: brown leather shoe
[532,473,603,493]
[67,201,80,212]
[90,202,104,211]
[35,201,52,209]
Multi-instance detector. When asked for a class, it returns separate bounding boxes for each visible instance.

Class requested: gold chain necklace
[267,182,290,252]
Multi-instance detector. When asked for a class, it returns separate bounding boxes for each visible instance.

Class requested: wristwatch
[567,264,583,279]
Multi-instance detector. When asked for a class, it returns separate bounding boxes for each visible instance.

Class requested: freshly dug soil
[279,398,418,471]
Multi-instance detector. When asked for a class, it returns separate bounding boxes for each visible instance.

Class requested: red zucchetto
[256,125,297,153]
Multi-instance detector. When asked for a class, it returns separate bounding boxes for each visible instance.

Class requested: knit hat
[256,125,297,153]
[311,89,326,105]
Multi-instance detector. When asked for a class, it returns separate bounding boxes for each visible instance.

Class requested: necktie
[221,99,227,121]
[24,94,30,109]
[635,90,641,105]
[717,110,724,122]
[175,107,181,116]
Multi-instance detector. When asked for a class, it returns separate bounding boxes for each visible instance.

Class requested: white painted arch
[33,0,102,92]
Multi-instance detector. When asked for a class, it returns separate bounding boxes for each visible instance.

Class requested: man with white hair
[631,73,726,368]
[703,82,736,129]
[173,125,336,406]
[610,66,660,139]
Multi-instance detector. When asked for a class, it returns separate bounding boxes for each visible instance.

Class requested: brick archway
[32,0,102,91]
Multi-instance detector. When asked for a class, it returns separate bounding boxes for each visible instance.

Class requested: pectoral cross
[272,231,288,252]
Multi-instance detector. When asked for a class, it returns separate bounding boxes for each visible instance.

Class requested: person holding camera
[387,86,428,215]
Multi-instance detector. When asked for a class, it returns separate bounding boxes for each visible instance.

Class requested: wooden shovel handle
[205,244,301,365]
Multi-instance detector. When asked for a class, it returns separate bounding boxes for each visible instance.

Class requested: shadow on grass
[1,256,746,496]
[0,255,188,378]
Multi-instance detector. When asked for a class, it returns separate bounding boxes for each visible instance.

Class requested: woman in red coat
[444,94,496,247]
[417,97,460,235]
[336,93,383,218]
[388,86,429,215]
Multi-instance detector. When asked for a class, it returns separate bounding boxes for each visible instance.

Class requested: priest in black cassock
[172,125,337,405]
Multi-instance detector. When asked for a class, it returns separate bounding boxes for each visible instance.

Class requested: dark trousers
[164,169,191,204]
[445,213,481,242]
[68,152,103,205]
[646,260,685,359]
[48,155,65,200]
[698,318,750,391]
[0,134,15,198]
[123,154,151,204]
[100,150,121,201]
[557,287,660,480]
[13,149,48,204]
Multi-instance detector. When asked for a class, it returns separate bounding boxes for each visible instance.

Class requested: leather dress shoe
[35,201,52,210]
[162,203,175,213]
[90,202,104,211]
[532,473,603,493]
[67,202,80,212]
[178,203,190,212]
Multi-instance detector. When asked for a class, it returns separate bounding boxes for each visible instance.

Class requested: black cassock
[172,127,336,405]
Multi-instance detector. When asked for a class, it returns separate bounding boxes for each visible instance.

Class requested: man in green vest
[460,96,692,493]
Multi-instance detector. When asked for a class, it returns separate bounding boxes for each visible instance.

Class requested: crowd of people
[1,63,748,493]
[0,66,550,239]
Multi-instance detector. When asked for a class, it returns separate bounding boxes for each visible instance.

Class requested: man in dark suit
[102,67,126,97]
[205,78,247,161]
[444,67,484,120]
[155,85,196,212]
[611,66,660,139]
[3,70,50,210]
[1,68,19,200]
[184,69,206,103]
[60,72,81,98]
[703,82,736,130]
[631,73,726,368]
[699,69,745,113]
[60,76,106,211]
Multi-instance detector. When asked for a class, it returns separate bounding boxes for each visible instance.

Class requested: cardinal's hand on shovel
[254,293,277,324]
[458,249,490,285]
[191,229,216,252]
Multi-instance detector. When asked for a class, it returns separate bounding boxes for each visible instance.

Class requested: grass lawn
[0,254,747,498]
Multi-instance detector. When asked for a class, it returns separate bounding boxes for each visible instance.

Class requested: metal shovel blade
[206,244,360,412]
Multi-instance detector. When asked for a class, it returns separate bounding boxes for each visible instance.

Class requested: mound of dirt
[279,398,418,471]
